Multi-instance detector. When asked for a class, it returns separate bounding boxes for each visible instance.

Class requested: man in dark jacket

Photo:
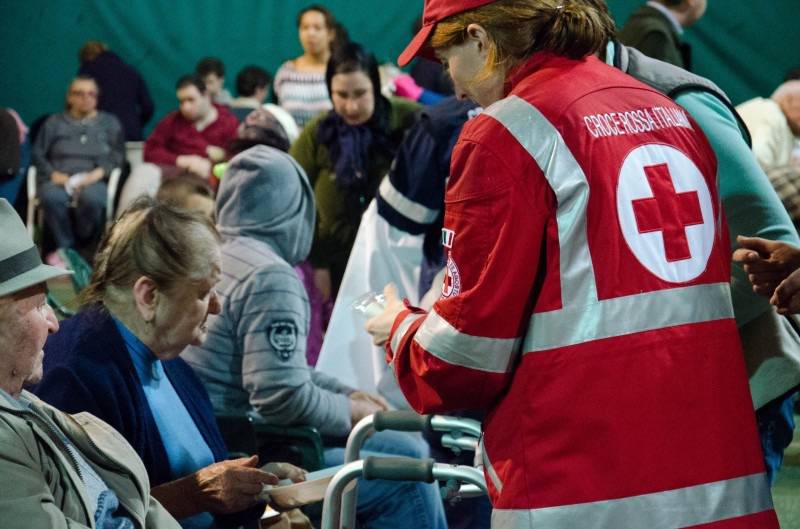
[79,41,154,141]
[618,0,707,70]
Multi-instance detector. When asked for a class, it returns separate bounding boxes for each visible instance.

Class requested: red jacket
[387,54,777,528]
[144,104,238,166]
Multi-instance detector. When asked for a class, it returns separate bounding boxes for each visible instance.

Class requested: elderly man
[737,80,800,172]
[32,75,124,260]
[619,0,708,70]
[0,198,180,529]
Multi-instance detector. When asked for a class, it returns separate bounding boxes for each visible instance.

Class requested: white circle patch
[616,144,714,283]
[441,255,462,299]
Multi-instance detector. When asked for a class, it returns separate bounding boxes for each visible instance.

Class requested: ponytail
[431,0,608,77]
[532,2,607,59]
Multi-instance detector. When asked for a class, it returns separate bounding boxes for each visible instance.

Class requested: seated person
[31,75,124,261]
[156,177,215,220]
[0,108,25,205]
[736,80,800,171]
[181,146,447,529]
[196,57,233,106]
[0,198,180,529]
[221,109,323,367]
[118,75,238,212]
[34,198,303,529]
[230,65,271,122]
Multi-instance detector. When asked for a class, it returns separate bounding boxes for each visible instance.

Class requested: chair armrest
[26,166,37,237]
[251,423,325,472]
[106,167,122,224]
[215,415,326,472]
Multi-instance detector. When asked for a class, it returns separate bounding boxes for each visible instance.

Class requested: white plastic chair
[26,166,122,239]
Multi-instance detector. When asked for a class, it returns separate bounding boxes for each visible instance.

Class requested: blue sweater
[34,307,228,487]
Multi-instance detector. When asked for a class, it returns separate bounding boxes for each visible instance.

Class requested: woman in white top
[274,5,341,127]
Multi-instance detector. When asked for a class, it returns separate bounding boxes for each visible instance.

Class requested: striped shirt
[273,61,332,128]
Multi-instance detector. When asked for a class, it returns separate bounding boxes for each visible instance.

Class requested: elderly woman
[290,41,419,302]
[32,75,124,262]
[34,198,302,529]
[0,198,181,528]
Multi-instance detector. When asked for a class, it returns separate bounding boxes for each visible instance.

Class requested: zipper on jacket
[67,414,147,528]
[28,412,84,482]
[24,409,95,527]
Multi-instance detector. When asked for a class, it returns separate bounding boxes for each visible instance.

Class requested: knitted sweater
[31,111,124,184]
[144,105,238,166]
[273,61,332,128]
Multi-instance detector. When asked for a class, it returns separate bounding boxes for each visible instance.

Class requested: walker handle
[362,456,435,483]
[372,410,432,433]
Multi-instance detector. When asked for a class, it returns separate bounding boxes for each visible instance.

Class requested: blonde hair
[80,197,220,308]
[430,0,607,79]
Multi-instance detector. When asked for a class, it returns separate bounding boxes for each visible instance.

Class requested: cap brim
[398,23,437,67]
[0,263,72,298]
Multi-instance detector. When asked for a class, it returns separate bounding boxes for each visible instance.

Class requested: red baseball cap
[398,0,496,67]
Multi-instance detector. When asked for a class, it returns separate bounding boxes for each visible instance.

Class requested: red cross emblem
[441,255,461,298]
[631,163,703,262]
[617,144,713,283]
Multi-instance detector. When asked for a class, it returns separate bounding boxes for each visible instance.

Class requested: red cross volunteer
[371,0,779,527]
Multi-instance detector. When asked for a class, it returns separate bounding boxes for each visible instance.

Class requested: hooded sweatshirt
[182,145,353,436]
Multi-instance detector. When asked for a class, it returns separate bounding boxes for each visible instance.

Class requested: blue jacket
[34,307,228,487]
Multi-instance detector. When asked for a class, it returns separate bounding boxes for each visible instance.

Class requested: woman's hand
[152,455,278,518]
[260,462,308,484]
[365,283,406,346]
[192,455,277,514]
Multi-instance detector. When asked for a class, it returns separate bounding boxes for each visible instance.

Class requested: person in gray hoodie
[182,145,447,529]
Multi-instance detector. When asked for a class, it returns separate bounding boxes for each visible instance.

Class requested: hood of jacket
[216,145,315,265]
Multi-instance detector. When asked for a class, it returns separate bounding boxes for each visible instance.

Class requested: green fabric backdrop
[1,0,798,132]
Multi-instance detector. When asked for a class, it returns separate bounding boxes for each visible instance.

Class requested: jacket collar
[645,1,683,35]
[0,387,27,412]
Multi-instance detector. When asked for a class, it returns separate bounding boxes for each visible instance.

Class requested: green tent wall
[1,0,798,130]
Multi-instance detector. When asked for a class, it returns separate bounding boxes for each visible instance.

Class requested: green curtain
[1,0,797,132]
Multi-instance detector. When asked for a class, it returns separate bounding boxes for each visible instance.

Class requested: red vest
[388,54,777,528]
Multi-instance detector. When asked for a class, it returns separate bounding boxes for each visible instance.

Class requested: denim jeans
[323,430,447,529]
[39,180,107,249]
[756,390,797,485]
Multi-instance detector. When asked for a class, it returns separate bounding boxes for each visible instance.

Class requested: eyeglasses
[69,90,98,98]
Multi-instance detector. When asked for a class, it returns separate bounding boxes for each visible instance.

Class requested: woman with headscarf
[290,42,419,302]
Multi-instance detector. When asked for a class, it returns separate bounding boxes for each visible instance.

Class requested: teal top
[675,91,800,325]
